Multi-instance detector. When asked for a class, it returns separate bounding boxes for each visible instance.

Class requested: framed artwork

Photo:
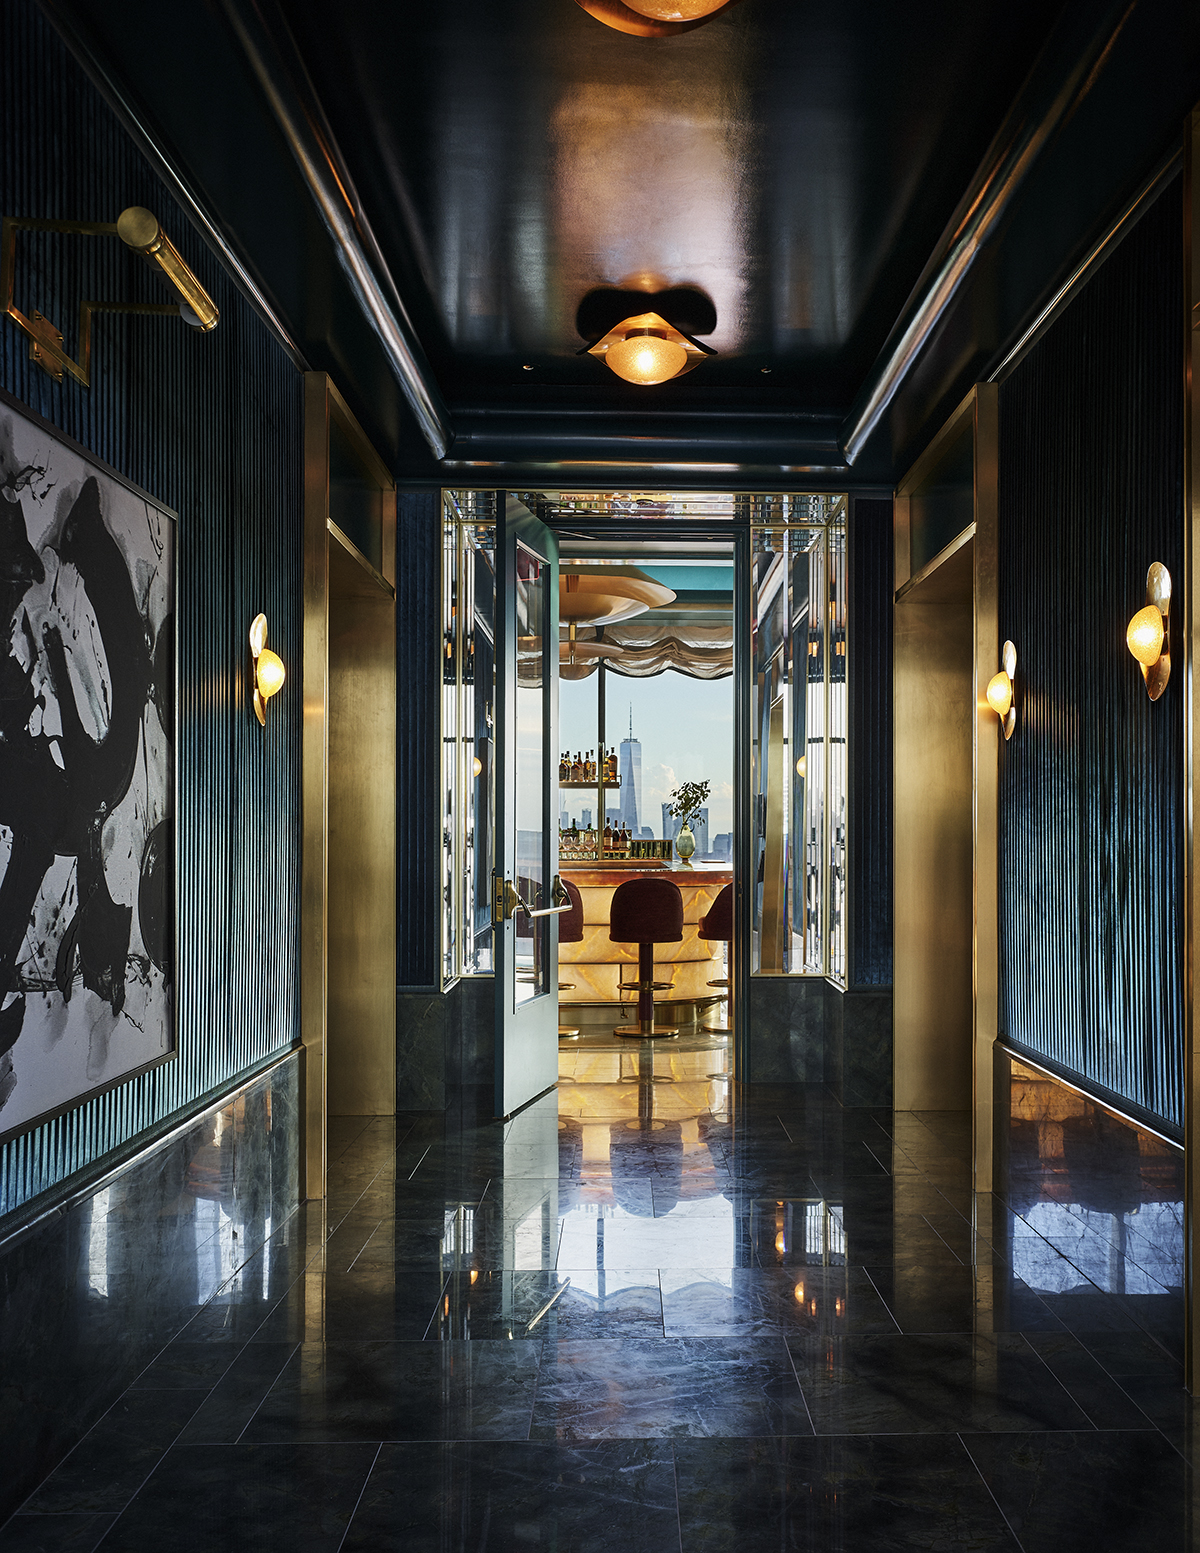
[0,387,175,1143]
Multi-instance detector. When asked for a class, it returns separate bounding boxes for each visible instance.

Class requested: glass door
[494,496,567,1116]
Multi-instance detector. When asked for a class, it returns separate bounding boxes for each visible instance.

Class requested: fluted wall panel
[0,0,302,1218]
[998,177,1184,1133]
[848,496,893,988]
[396,491,441,987]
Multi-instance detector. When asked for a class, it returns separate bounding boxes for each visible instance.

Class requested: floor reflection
[7,1044,1192,1550]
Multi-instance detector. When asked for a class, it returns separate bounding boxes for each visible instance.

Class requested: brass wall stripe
[0,0,302,1219]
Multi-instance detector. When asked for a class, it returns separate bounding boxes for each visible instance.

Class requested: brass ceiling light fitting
[986,640,1018,740]
[577,285,716,386]
[1,206,219,387]
[249,614,286,726]
[575,0,745,36]
[1126,562,1171,700]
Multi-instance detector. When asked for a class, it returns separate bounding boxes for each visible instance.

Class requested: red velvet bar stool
[697,882,733,1029]
[698,882,733,987]
[556,879,585,1040]
[610,876,684,1038]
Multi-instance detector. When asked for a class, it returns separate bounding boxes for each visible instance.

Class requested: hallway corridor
[1,1046,1188,1551]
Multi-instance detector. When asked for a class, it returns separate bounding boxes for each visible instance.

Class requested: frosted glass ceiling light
[985,640,1017,740]
[586,310,713,385]
[1126,562,1171,700]
[575,0,743,34]
[606,330,688,385]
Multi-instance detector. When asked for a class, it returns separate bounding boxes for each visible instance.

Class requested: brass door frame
[301,372,397,1198]
[1184,107,1200,1394]
[893,383,1000,1192]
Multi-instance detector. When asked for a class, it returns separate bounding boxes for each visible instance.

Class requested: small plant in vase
[666,780,710,867]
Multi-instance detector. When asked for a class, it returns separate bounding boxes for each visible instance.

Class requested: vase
[675,821,696,866]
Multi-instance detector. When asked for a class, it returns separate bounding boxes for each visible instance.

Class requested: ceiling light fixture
[587,310,712,386]
[575,0,743,36]
[1127,562,1171,700]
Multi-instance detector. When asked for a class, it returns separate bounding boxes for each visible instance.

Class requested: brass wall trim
[997,1042,1183,1153]
[328,519,396,598]
[894,523,977,604]
[893,386,979,593]
[1183,105,1200,1396]
[892,380,1000,1198]
[989,145,1183,386]
[301,371,398,1199]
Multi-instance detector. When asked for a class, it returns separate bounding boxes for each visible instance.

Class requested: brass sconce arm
[1,208,219,387]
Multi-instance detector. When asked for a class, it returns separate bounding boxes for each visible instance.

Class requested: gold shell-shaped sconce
[1127,563,1171,701]
[985,640,1017,740]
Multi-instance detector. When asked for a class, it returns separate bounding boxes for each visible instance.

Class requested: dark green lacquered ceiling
[42,0,1200,479]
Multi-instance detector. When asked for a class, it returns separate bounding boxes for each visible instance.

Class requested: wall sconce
[249,614,286,726]
[1126,562,1171,700]
[986,640,1017,740]
[1,205,219,387]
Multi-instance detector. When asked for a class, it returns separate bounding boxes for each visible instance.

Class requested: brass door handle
[521,875,574,918]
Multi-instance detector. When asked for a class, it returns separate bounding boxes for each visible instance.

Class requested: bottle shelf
[559,779,620,789]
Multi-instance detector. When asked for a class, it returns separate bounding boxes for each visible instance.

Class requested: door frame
[301,372,397,1198]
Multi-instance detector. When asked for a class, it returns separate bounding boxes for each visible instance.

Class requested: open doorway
[553,544,736,1103]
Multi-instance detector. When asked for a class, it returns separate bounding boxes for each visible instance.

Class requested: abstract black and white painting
[0,397,174,1141]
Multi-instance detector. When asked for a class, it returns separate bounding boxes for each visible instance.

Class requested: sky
[560,662,733,837]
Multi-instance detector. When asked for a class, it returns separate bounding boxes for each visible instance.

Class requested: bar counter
[560,862,732,1006]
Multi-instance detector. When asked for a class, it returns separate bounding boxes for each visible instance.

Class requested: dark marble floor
[0,1042,1190,1551]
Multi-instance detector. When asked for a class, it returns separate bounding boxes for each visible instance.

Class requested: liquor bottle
[571,751,583,781]
[559,753,568,782]
[603,821,612,853]
[606,750,618,783]
[586,750,595,782]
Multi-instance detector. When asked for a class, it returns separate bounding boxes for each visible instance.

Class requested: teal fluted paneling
[998,176,1184,1134]
[0,0,302,1217]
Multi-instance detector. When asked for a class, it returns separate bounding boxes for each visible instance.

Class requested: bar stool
[698,882,733,1031]
[557,879,585,1041]
[610,876,684,1038]
[698,882,733,988]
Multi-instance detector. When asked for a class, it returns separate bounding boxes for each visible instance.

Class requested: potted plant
[666,780,710,868]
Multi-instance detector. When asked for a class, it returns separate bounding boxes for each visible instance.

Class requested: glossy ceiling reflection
[46,0,1200,482]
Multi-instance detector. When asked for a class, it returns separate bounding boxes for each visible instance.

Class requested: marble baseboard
[397,978,495,1102]
[396,989,451,1110]
[0,1052,301,1524]
[829,988,894,1108]
[745,978,827,1083]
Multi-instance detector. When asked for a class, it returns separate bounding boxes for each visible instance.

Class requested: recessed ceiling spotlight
[575,0,744,36]
[522,364,534,371]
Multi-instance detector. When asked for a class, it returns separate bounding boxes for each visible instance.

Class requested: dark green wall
[998,176,1184,1134]
[0,0,302,1218]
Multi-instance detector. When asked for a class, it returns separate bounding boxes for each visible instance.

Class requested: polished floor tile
[674,1434,1021,1551]
[787,1332,1093,1435]
[962,1431,1188,1551]
[22,1391,209,1514]
[241,1340,542,1442]
[661,1267,897,1338]
[4,1047,1188,1548]
[0,1514,116,1552]
[530,1337,813,1440]
[435,1269,665,1339]
[93,1443,378,1553]
[340,1440,679,1552]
